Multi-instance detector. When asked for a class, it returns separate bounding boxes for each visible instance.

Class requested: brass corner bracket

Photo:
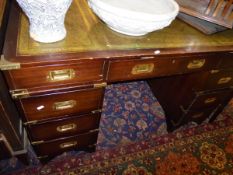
[94,82,107,88]
[0,55,21,70]
[10,89,29,99]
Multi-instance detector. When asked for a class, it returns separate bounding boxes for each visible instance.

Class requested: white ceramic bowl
[88,0,179,36]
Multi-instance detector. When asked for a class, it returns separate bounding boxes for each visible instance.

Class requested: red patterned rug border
[38,118,233,175]
[59,127,233,173]
[7,117,233,175]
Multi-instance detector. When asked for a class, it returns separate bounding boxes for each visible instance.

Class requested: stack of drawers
[0,1,106,161]
[4,59,106,160]
[148,53,233,131]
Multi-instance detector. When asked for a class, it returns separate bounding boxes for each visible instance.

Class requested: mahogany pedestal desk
[1,1,233,161]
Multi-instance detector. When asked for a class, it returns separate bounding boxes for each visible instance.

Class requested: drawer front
[33,130,98,156]
[28,113,101,141]
[107,55,219,82]
[218,53,233,70]
[8,60,104,90]
[182,89,232,110]
[202,70,233,90]
[183,107,215,125]
[21,88,104,121]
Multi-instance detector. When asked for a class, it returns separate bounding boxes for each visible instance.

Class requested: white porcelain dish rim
[88,0,179,21]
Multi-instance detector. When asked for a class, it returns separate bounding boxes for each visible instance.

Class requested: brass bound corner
[10,89,29,99]
[94,82,107,88]
[0,55,21,70]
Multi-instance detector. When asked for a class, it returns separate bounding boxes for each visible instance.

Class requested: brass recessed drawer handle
[187,59,206,69]
[217,77,232,84]
[53,100,77,111]
[56,123,77,133]
[180,105,187,113]
[60,141,77,149]
[191,112,204,119]
[204,97,217,104]
[131,63,154,75]
[47,69,75,81]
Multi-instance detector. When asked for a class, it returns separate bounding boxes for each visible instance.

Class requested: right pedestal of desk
[148,55,233,131]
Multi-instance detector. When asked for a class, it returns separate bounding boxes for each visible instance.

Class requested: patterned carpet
[1,81,233,174]
[97,81,167,149]
[5,115,233,175]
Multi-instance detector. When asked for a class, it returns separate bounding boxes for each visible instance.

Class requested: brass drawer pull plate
[187,59,205,69]
[47,69,75,81]
[57,123,77,133]
[53,100,77,111]
[217,77,232,84]
[60,141,77,149]
[192,112,203,119]
[131,63,154,75]
[10,89,29,99]
[204,97,217,104]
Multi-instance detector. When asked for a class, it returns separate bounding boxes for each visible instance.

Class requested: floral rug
[97,81,167,149]
[7,116,233,175]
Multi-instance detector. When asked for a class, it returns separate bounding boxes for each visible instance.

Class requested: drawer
[182,107,216,125]
[28,112,101,141]
[21,88,104,121]
[7,60,104,90]
[218,53,233,70]
[181,89,232,111]
[107,55,220,82]
[32,130,98,157]
[201,70,233,90]
[169,107,216,130]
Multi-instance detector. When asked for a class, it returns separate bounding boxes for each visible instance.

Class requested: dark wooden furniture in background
[0,0,28,162]
[176,0,233,28]
[178,12,227,35]
[1,0,233,161]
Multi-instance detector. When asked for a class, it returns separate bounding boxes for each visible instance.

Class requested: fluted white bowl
[88,0,179,36]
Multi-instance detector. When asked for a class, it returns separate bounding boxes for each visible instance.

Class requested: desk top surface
[3,0,233,63]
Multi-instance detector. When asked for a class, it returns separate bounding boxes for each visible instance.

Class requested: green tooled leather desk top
[17,0,233,56]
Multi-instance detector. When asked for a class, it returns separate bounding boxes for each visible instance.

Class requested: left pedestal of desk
[0,72,29,164]
[0,0,28,164]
